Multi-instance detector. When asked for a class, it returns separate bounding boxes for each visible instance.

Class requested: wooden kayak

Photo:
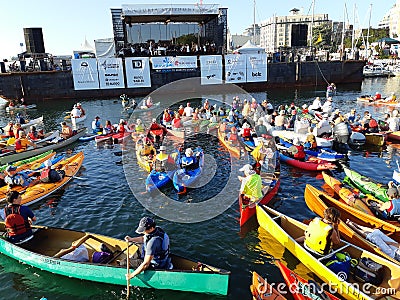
[322,172,375,216]
[342,165,389,202]
[18,152,84,206]
[275,260,339,300]
[304,184,400,265]
[0,128,86,165]
[0,223,230,295]
[279,152,336,171]
[250,271,286,300]
[218,128,241,158]
[239,153,280,227]
[256,204,400,300]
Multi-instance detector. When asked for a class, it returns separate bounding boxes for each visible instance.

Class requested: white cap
[44,159,52,167]
[119,119,125,124]
[239,164,253,172]
[185,148,193,156]
[136,119,142,124]
[152,118,157,123]
[159,146,166,151]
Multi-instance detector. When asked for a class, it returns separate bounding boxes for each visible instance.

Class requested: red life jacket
[293,145,306,160]
[243,128,251,137]
[14,139,22,151]
[173,118,181,128]
[4,205,30,237]
[28,132,38,141]
[369,119,378,128]
[229,132,238,141]
[118,124,125,133]
[40,168,51,183]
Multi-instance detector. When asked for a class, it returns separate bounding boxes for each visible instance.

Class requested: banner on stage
[224,54,246,83]
[125,57,151,88]
[151,56,197,69]
[200,55,223,85]
[71,59,100,90]
[97,58,125,89]
[246,54,267,82]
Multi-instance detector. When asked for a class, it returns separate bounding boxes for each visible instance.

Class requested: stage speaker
[24,28,46,54]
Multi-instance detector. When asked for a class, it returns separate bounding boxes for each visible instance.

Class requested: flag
[316,33,323,43]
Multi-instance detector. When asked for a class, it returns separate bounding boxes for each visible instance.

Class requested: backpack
[354,257,384,285]
[4,205,29,236]
[325,252,353,281]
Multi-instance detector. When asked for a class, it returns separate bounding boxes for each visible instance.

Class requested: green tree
[312,23,332,49]
[176,34,197,45]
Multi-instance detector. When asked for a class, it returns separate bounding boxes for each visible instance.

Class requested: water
[0,77,399,300]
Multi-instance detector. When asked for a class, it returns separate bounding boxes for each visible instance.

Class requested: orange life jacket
[4,205,30,237]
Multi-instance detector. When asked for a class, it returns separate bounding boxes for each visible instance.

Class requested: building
[110,4,228,56]
[228,24,260,51]
[379,1,400,38]
[259,8,331,53]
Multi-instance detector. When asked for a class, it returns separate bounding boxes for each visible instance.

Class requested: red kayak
[276,260,340,300]
[279,153,336,171]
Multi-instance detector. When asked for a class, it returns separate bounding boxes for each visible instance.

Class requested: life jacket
[28,131,38,141]
[154,153,169,171]
[304,217,333,256]
[143,227,171,268]
[14,139,23,151]
[243,128,251,138]
[386,199,400,219]
[228,132,238,142]
[369,119,378,128]
[135,124,145,133]
[181,156,198,171]
[163,113,172,123]
[242,173,263,201]
[141,144,155,156]
[40,168,62,183]
[293,145,306,160]
[172,118,182,128]
[5,125,14,137]
[4,205,30,237]
[118,124,125,134]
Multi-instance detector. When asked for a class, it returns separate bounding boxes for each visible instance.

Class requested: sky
[0,0,395,59]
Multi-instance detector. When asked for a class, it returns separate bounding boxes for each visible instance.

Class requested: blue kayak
[173,148,204,194]
[279,138,345,161]
[145,170,176,193]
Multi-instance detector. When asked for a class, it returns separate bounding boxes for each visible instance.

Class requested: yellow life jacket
[141,144,155,156]
[242,173,263,201]
[304,217,333,256]
[135,124,145,133]
[156,153,168,161]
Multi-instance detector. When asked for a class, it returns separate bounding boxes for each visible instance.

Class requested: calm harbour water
[0,76,400,300]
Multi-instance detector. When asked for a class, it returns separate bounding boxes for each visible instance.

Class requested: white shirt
[71,107,81,118]
[183,106,194,117]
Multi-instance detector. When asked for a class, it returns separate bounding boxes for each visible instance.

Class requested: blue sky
[0,0,394,59]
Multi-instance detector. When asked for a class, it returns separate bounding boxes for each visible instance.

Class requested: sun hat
[135,217,156,234]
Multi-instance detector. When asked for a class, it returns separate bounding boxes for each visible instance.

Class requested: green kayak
[0,150,53,171]
[342,165,389,202]
[0,223,230,295]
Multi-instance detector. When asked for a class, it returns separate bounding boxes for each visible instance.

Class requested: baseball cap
[135,217,156,234]
[239,164,253,172]
[6,165,17,172]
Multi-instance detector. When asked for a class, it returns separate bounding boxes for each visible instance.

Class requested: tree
[312,23,332,49]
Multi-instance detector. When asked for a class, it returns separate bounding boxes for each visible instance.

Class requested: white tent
[94,38,115,58]
[233,40,265,54]
[73,38,96,58]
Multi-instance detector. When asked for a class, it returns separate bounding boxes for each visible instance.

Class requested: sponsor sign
[200,55,223,85]
[97,58,125,89]
[125,57,151,88]
[224,54,247,83]
[122,4,219,16]
[151,56,197,70]
[246,53,268,82]
[71,59,99,90]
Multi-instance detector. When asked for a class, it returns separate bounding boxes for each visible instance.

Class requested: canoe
[20,116,44,129]
[166,127,185,140]
[322,172,375,216]
[250,271,286,300]
[275,260,339,300]
[17,152,84,206]
[279,138,345,161]
[218,128,241,158]
[256,204,400,300]
[304,184,400,265]
[95,133,114,144]
[173,148,204,194]
[364,133,386,146]
[0,224,229,295]
[135,140,155,173]
[6,104,37,112]
[357,97,399,107]
[271,130,333,148]
[279,152,336,171]
[0,150,53,172]
[239,153,280,227]
[342,165,389,202]
[387,131,400,142]
[0,128,86,165]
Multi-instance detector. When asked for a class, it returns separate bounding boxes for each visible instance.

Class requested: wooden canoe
[304,184,400,265]
[322,172,375,216]
[0,128,86,165]
[275,260,339,300]
[250,271,286,300]
[18,152,84,206]
[218,128,241,158]
[256,204,400,300]
[0,224,230,295]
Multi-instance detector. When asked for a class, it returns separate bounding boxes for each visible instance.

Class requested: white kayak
[21,116,44,129]
[6,104,37,112]
[271,129,333,148]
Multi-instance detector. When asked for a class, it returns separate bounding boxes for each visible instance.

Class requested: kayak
[278,152,336,171]
[387,131,400,142]
[272,130,333,148]
[276,260,339,300]
[0,223,230,295]
[342,165,389,202]
[0,150,53,172]
[218,128,241,158]
[279,138,345,161]
[18,152,84,206]
[6,104,37,112]
[256,204,400,300]
[322,172,375,216]
[146,170,176,193]
[173,148,204,194]
[250,271,285,300]
[127,101,161,114]
[135,140,155,173]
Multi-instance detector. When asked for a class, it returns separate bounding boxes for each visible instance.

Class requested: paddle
[126,240,130,297]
